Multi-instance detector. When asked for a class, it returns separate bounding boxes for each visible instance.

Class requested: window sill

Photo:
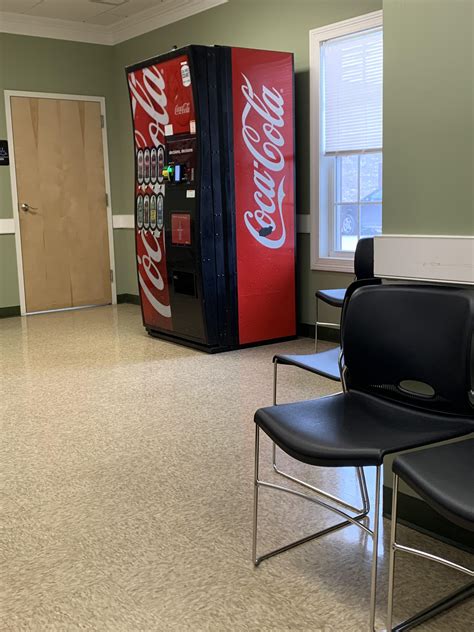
[311,256,354,274]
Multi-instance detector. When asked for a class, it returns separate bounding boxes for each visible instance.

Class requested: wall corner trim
[0,11,115,45]
[110,0,228,45]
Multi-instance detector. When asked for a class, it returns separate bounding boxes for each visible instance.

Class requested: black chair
[387,439,474,631]
[315,237,375,348]
[273,277,382,403]
[271,278,381,512]
[252,284,474,631]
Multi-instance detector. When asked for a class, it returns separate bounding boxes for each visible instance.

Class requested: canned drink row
[137,146,165,184]
[136,193,164,231]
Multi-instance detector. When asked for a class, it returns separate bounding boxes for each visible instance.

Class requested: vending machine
[126,45,295,352]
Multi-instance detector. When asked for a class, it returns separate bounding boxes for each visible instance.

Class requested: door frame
[4,90,117,315]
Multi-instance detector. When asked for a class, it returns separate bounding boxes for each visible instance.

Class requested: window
[310,12,383,271]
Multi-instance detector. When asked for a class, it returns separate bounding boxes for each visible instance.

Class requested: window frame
[309,10,383,272]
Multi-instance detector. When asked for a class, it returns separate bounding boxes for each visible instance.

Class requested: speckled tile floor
[0,304,472,631]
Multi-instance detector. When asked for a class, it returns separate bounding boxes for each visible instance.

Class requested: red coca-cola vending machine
[126,46,295,352]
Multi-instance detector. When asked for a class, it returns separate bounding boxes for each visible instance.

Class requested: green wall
[0,235,19,307]
[383,0,474,236]
[381,0,474,493]
[113,229,138,296]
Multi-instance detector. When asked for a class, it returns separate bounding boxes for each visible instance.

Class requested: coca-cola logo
[240,73,286,249]
[129,66,169,149]
[175,102,191,116]
[129,64,171,320]
[137,230,171,318]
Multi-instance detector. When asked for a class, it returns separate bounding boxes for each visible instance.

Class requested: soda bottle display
[157,193,164,230]
[150,148,157,183]
[150,195,157,230]
[157,146,165,184]
[136,195,144,229]
[144,194,150,229]
[144,148,151,183]
[181,60,191,87]
[137,149,144,184]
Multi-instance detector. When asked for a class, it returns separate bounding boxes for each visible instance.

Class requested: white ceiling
[0,0,227,44]
[0,0,171,26]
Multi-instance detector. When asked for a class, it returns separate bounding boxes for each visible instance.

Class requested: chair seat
[394,439,474,532]
[274,347,341,382]
[255,391,474,468]
[315,288,346,308]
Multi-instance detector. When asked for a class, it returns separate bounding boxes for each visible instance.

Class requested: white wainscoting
[297,214,311,234]
[112,214,312,233]
[2,216,135,233]
[112,215,134,229]
[374,235,474,285]
[0,218,15,234]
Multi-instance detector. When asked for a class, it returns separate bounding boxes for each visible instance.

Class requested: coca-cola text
[240,73,287,249]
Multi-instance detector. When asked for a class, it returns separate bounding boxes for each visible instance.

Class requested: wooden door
[10,96,112,313]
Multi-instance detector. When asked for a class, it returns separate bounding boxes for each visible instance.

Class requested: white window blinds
[322,28,383,154]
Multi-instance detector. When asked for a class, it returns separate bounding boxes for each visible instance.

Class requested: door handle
[20,202,38,212]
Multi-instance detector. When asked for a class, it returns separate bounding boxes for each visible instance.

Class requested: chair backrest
[342,284,474,416]
[339,277,381,344]
[354,237,374,280]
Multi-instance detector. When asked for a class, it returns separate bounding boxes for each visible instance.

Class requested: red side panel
[231,48,296,344]
[127,55,195,332]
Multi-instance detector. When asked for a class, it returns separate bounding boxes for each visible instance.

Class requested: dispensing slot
[172,270,196,297]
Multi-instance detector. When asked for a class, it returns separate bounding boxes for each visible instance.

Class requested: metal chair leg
[369,465,382,631]
[315,296,319,351]
[357,465,371,515]
[253,477,372,567]
[253,432,373,566]
[386,473,473,632]
[254,433,382,629]
[272,458,370,515]
[252,425,260,566]
[386,473,399,632]
[273,360,278,406]
[272,360,278,480]
[272,359,368,515]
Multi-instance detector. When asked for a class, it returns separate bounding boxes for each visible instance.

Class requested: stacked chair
[271,277,380,510]
[315,236,375,348]
[252,283,474,630]
[387,439,473,631]
[273,237,378,404]
[271,236,379,491]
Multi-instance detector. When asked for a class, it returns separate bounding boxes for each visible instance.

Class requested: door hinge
[100,114,105,128]
[110,269,114,283]
[105,192,109,206]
